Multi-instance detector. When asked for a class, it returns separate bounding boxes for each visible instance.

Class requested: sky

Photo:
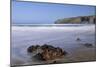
[12,1,96,24]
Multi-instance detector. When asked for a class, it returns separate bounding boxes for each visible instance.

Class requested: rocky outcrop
[27,44,67,61]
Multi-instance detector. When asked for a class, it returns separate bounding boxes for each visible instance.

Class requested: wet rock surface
[27,44,67,61]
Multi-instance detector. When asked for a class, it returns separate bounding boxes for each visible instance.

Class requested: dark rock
[33,53,45,61]
[76,38,81,41]
[35,45,40,49]
[27,45,35,53]
[83,43,93,48]
[27,45,39,53]
[27,44,67,61]
[41,44,54,50]
[39,45,67,61]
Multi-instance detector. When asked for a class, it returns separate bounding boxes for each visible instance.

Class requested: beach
[11,24,96,66]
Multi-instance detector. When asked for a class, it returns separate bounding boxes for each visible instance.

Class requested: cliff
[55,15,96,24]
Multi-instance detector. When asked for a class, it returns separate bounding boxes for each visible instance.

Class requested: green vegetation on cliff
[55,15,96,24]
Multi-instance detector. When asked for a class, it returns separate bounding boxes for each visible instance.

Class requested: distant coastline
[55,15,96,24]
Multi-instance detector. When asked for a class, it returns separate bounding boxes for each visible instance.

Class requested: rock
[27,45,35,53]
[41,44,54,50]
[27,44,67,61]
[33,53,45,60]
[39,45,66,61]
[35,45,40,49]
[27,45,40,53]
[76,38,81,41]
[83,43,93,48]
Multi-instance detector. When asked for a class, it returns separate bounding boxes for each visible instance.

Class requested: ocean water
[12,24,93,27]
[11,24,96,66]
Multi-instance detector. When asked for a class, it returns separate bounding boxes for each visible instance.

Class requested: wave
[12,24,95,27]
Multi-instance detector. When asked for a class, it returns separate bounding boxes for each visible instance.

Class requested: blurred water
[11,24,95,66]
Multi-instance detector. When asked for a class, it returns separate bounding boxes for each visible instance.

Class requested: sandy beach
[11,24,96,66]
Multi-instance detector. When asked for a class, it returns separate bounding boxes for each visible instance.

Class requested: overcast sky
[12,1,96,24]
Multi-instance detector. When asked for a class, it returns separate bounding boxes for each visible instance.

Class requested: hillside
[55,15,96,24]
